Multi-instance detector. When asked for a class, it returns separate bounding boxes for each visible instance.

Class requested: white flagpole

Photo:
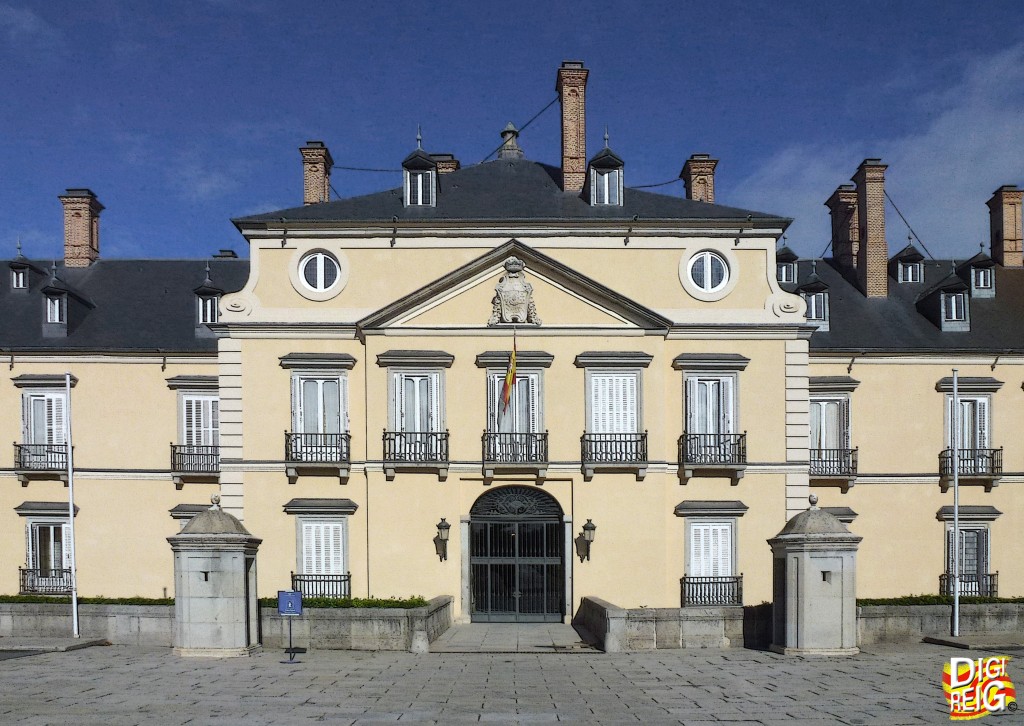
[65,372,79,638]
[952,368,960,638]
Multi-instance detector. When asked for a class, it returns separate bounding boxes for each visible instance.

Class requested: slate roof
[785,258,1024,353]
[234,158,787,228]
[0,259,248,352]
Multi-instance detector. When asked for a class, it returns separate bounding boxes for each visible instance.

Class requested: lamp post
[575,519,596,562]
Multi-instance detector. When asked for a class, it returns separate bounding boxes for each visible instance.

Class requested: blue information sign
[277,590,303,616]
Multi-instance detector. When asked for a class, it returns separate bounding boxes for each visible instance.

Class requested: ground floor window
[283,498,356,599]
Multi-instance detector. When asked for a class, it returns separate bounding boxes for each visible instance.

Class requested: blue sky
[2,1,1023,261]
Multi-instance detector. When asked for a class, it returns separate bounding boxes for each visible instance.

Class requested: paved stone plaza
[0,637,992,725]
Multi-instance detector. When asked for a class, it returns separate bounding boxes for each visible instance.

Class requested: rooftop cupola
[498,122,524,160]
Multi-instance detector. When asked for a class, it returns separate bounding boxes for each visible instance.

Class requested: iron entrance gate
[469,486,565,623]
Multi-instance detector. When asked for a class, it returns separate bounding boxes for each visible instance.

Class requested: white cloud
[732,43,1024,260]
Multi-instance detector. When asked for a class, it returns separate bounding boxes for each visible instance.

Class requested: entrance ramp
[430,623,597,653]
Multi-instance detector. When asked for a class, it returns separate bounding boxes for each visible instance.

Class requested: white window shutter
[428,372,440,432]
[685,377,699,433]
[809,401,822,449]
[301,520,345,575]
[210,399,220,446]
[302,521,317,574]
[526,373,541,433]
[720,378,734,434]
[184,397,197,445]
[841,397,851,449]
[712,523,733,577]
[488,373,500,432]
[690,523,708,576]
[946,395,956,449]
[976,398,988,449]
[47,394,67,446]
[946,528,955,575]
[25,524,34,569]
[978,528,989,576]
[340,375,349,433]
[291,375,302,432]
[61,524,72,570]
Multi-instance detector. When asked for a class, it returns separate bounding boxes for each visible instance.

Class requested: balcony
[678,433,747,483]
[285,432,351,485]
[680,575,743,606]
[482,432,548,480]
[810,448,858,490]
[580,432,648,480]
[14,443,69,485]
[939,572,998,598]
[170,444,220,488]
[291,572,352,599]
[19,567,72,595]
[939,448,1002,491]
[383,430,449,480]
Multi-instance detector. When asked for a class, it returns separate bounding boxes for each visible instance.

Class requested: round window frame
[679,247,738,302]
[289,248,349,301]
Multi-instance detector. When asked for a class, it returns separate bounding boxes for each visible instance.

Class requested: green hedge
[258,596,429,609]
[0,595,174,605]
[857,595,1024,606]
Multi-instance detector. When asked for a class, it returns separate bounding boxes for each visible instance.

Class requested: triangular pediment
[359,240,670,330]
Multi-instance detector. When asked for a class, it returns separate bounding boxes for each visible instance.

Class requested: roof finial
[808,493,819,509]
[210,493,221,510]
[416,125,422,150]
[50,261,57,279]
[811,259,817,275]
[603,126,609,149]
[203,260,212,286]
[16,237,22,257]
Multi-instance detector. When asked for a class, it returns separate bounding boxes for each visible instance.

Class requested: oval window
[299,251,340,292]
[687,251,729,293]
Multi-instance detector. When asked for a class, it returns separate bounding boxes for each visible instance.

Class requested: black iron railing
[680,575,743,606]
[939,572,998,597]
[678,433,747,466]
[940,448,1002,477]
[19,567,72,595]
[581,432,648,464]
[383,431,449,464]
[810,448,858,476]
[285,432,351,464]
[291,572,352,598]
[482,432,548,464]
[171,445,220,473]
[14,443,68,471]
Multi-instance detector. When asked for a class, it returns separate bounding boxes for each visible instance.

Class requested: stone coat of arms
[488,257,541,325]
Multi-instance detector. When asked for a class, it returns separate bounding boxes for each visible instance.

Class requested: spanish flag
[501,338,517,413]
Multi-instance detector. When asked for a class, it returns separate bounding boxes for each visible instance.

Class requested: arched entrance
[469,486,565,623]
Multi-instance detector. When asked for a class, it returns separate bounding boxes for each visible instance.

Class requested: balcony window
[943,527,995,597]
[172,394,220,480]
[20,520,72,595]
[19,391,67,471]
[581,370,647,475]
[682,520,742,606]
[484,370,546,469]
[384,369,448,476]
[810,397,856,478]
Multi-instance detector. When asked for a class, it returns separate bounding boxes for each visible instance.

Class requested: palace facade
[3,61,1022,623]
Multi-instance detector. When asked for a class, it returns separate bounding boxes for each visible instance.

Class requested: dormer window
[402,146,438,208]
[586,142,624,207]
[943,292,967,322]
[776,262,795,284]
[592,168,621,205]
[804,291,828,321]
[46,295,65,324]
[405,169,434,206]
[198,295,219,324]
[11,268,26,289]
[898,261,922,283]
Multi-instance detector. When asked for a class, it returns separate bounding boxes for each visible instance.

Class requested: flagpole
[65,372,80,638]
[952,368,960,638]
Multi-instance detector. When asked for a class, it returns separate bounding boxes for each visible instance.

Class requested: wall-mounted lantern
[434,518,451,561]
[574,519,596,562]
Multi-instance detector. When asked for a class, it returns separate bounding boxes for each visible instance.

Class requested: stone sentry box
[768,495,862,655]
[167,495,262,657]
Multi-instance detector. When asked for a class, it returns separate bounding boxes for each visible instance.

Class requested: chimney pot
[680,154,718,203]
[300,141,333,205]
[58,188,103,268]
[987,185,1023,267]
[556,61,589,193]
[851,159,888,297]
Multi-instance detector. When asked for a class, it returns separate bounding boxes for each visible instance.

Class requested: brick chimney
[58,188,103,268]
[987,185,1023,267]
[852,159,888,297]
[825,184,860,269]
[680,154,718,203]
[300,141,333,205]
[556,61,589,193]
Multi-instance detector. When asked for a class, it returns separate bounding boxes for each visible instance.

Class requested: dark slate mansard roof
[234,158,788,228]
[782,257,1024,353]
[0,259,249,352]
